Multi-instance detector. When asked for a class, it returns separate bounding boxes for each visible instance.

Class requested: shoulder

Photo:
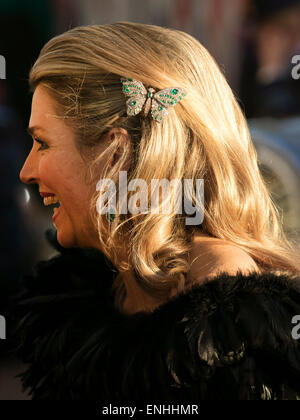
[172,269,300,399]
[188,233,260,285]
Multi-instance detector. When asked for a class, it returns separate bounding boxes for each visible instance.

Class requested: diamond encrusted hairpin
[120,77,187,123]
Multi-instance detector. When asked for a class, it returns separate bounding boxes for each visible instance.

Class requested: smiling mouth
[43,195,60,207]
[53,205,60,216]
[42,195,61,224]
[52,203,62,224]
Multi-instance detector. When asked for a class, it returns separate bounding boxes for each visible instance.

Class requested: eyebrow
[27,126,46,136]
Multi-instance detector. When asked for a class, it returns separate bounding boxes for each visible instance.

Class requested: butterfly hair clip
[120,77,187,123]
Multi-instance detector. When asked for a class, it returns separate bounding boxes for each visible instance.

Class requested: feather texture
[8,229,300,400]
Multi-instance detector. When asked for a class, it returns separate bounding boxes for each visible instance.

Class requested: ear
[106,128,133,170]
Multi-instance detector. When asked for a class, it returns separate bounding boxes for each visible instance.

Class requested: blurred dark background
[0,0,299,399]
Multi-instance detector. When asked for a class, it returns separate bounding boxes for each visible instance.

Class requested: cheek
[39,154,78,189]
[38,156,61,187]
[39,155,92,209]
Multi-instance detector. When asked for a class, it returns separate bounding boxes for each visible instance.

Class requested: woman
[13,22,300,400]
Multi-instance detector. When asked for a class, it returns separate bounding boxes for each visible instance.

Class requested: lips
[40,191,61,224]
[52,206,61,223]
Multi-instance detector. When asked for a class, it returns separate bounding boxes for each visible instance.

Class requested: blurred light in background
[23,187,30,205]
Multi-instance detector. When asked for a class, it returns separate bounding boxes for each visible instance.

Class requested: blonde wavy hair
[28,22,300,307]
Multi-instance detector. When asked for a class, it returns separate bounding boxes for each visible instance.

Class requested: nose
[19,147,39,185]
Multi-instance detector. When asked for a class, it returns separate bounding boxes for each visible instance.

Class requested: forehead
[30,85,57,125]
[29,85,71,139]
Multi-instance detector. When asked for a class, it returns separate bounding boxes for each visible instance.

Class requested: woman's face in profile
[19,85,100,249]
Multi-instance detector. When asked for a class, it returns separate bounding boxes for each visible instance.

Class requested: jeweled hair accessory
[120,77,187,123]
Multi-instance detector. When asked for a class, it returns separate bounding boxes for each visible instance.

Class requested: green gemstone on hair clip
[106,212,116,223]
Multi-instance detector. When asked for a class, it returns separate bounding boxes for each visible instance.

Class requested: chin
[56,228,77,248]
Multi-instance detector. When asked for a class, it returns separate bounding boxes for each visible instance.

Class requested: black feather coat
[9,229,300,401]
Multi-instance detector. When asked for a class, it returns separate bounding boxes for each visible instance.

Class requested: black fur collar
[10,229,300,400]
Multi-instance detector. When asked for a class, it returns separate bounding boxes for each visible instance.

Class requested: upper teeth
[43,195,60,206]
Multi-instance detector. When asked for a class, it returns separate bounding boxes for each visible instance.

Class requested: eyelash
[34,138,48,151]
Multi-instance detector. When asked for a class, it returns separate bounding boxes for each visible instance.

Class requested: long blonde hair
[28,22,300,306]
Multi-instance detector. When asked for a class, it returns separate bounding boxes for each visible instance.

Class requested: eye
[34,138,49,151]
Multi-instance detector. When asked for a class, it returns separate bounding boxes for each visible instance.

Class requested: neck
[93,230,208,314]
